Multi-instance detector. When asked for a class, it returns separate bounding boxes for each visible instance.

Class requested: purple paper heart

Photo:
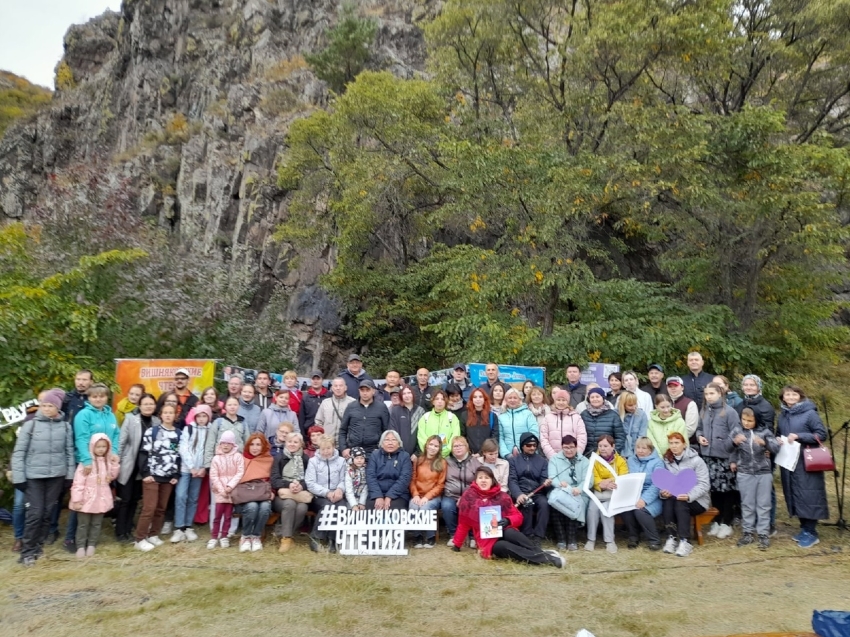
[651,468,697,496]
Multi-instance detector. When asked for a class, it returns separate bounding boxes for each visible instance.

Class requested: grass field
[2,505,848,637]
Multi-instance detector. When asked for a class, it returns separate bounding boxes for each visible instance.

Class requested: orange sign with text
[113,359,216,407]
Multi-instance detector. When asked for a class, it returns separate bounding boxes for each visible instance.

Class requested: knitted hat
[41,388,66,410]
[587,387,606,400]
[194,404,212,420]
[220,431,237,445]
[351,447,367,459]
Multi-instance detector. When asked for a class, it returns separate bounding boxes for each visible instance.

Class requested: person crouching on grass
[70,434,119,558]
[134,404,181,552]
[11,389,75,566]
[451,466,565,568]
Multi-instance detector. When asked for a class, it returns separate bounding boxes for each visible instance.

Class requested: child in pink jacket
[208,430,244,549]
[70,433,120,558]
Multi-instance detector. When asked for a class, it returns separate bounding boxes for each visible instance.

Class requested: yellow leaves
[502,138,514,148]
[581,169,592,177]
[445,115,451,123]
[682,53,691,63]
[534,270,544,283]
[631,180,641,187]
[471,281,480,292]
[469,215,486,231]
[455,91,466,105]
[743,170,762,181]
[588,350,602,362]
[511,307,520,317]
[359,190,367,197]
[574,197,584,205]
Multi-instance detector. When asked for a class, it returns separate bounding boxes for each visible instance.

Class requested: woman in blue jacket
[366,430,412,510]
[498,389,539,457]
[620,437,663,550]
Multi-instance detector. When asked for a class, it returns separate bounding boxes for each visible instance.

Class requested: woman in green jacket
[417,390,461,458]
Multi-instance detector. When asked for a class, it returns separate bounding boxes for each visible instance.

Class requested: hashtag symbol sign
[316,504,337,531]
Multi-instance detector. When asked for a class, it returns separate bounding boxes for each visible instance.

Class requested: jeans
[441,497,459,536]
[13,488,25,540]
[21,477,65,559]
[409,498,441,540]
[800,517,818,536]
[174,473,203,529]
[64,510,78,543]
[239,500,272,537]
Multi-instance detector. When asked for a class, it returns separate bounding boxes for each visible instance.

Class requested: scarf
[585,403,609,417]
[348,459,366,495]
[601,451,615,463]
[447,398,464,412]
[281,448,305,481]
[241,450,273,482]
[528,404,548,418]
[457,482,514,526]
[567,455,579,484]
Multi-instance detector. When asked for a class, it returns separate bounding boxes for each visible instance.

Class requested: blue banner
[581,363,621,390]
[467,364,546,389]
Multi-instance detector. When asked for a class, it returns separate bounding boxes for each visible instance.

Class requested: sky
[0,0,121,88]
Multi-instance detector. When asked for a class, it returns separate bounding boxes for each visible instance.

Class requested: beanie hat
[587,387,606,400]
[351,447,367,459]
[41,388,66,410]
[220,431,237,445]
[194,404,212,420]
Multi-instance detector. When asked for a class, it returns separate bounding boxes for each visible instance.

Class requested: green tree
[0,70,51,138]
[305,4,379,94]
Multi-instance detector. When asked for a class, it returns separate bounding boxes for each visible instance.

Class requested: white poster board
[775,436,801,472]
[582,453,645,517]
[316,505,437,556]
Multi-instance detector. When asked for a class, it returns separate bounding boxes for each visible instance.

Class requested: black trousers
[662,498,705,540]
[21,477,65,559]
[519,493,550,539]
[114,477,142,538]
[711,490,735,526]
[621,508,660,543]
[312,497,348,540]
[491,528,558,566]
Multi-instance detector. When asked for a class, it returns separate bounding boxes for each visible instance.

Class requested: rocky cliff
[0,0,434,372]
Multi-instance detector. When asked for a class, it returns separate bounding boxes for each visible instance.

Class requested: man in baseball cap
[445,363,473,403]
[641,363,669,402]
[338,354,374,399]
[299,370,328,431]
[666,376,698,441]
[173,368,197,428]
[338,377,388,456]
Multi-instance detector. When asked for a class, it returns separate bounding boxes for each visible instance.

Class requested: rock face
[0,0,433,373]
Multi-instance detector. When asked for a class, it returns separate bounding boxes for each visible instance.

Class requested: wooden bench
[693,507,719,546]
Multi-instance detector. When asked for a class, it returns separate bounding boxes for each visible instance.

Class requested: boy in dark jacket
[507,433,551,547]
[728,408,780,549]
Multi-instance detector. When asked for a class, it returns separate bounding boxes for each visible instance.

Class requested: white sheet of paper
[582,453,646,518]
[774,436,801,472]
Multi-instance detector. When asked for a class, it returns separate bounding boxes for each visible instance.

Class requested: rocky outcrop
[0,0,434,372]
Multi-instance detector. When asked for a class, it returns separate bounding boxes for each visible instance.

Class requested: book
[479,505,502,539]
[582,453,646,517]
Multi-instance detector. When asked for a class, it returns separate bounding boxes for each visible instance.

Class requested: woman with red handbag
[776,385,830,548]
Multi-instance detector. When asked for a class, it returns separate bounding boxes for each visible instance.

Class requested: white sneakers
[147,535,164,547]
[707,522,720,536]
[584,541,595,551]
[206,539,218,550]
[251,537,263,552]
[170,528,198,543]
[170,530,186,543]
[675,539,693,557]
[161,522,173,535]
[135,539,155,552]
[606,542,618,554]
[219,537,230,549]
[662,536,678,554]
[716,524,733,539]
[184,528,198,542]
[239,538,252,553]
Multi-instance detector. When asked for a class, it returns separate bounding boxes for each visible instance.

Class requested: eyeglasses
[523,443,538,448]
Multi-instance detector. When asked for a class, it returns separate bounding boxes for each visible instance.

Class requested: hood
[308,387,327,397]
[631,450,661,467]
[238,398,260,410]
[678,446,701,461]
[506,403,530,415]
[216,440,241,456]
[317,448,341,462]
[519,431,540,448]
[727,391,742,401]
[89,432,113,457]
[783,399,816,416]
[551,407,576,416]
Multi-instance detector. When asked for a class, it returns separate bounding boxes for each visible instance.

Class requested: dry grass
[2,504,849,637]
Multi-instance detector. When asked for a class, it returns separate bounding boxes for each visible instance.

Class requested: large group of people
[8,352,833,568]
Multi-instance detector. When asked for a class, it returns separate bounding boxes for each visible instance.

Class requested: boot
[278,537,293,553]
[11,539,22,552]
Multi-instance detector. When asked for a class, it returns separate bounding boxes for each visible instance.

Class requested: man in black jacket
[508,432,551,547]
[564,364,586,408]
[338,380,389,457]
[299,371,328,431]
[338,354,373,398]
[683,352,713,410]
[640,363,669,402]
[61,369,92,428]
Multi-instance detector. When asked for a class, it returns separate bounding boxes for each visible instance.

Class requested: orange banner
[113,359,216,407]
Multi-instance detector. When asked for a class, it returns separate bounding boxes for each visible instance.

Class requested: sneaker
[161,521,173,535]
[545,550,566,568]
[413,540,425,549]
[792,530,804,543]
[46,531,58,545]
[798,532,819,549]
[606,542,618,554]
[556,541,567,550]
[769,526,778,538]
[716,523,733,539]
[757,534,770,550]
[239,538,252,553]
[707,522,720,537]
[584,541,595,552]
[76,547,86,559]
[63,539,76,553]
[135,539,155,552]
[251,537,263,552]
[147,535,164,547]
[662,536,678,554]
[21,556,37,567]
[170,529,186,543]
[207,539,218,550]
[648,542,661,551]
[219,537,230,549]
[627,537,639,550]
[184,528,198,542]
[567,542,578,551]
[468,538,477,549]
[309,536,322,553]
[86,545,95,558]
[424,538,435,549]
[675,539,693,557]
[446,538,455,547]
[737,532,754,547]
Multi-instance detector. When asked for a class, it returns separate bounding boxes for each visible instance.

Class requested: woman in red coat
[451,466,565,567]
